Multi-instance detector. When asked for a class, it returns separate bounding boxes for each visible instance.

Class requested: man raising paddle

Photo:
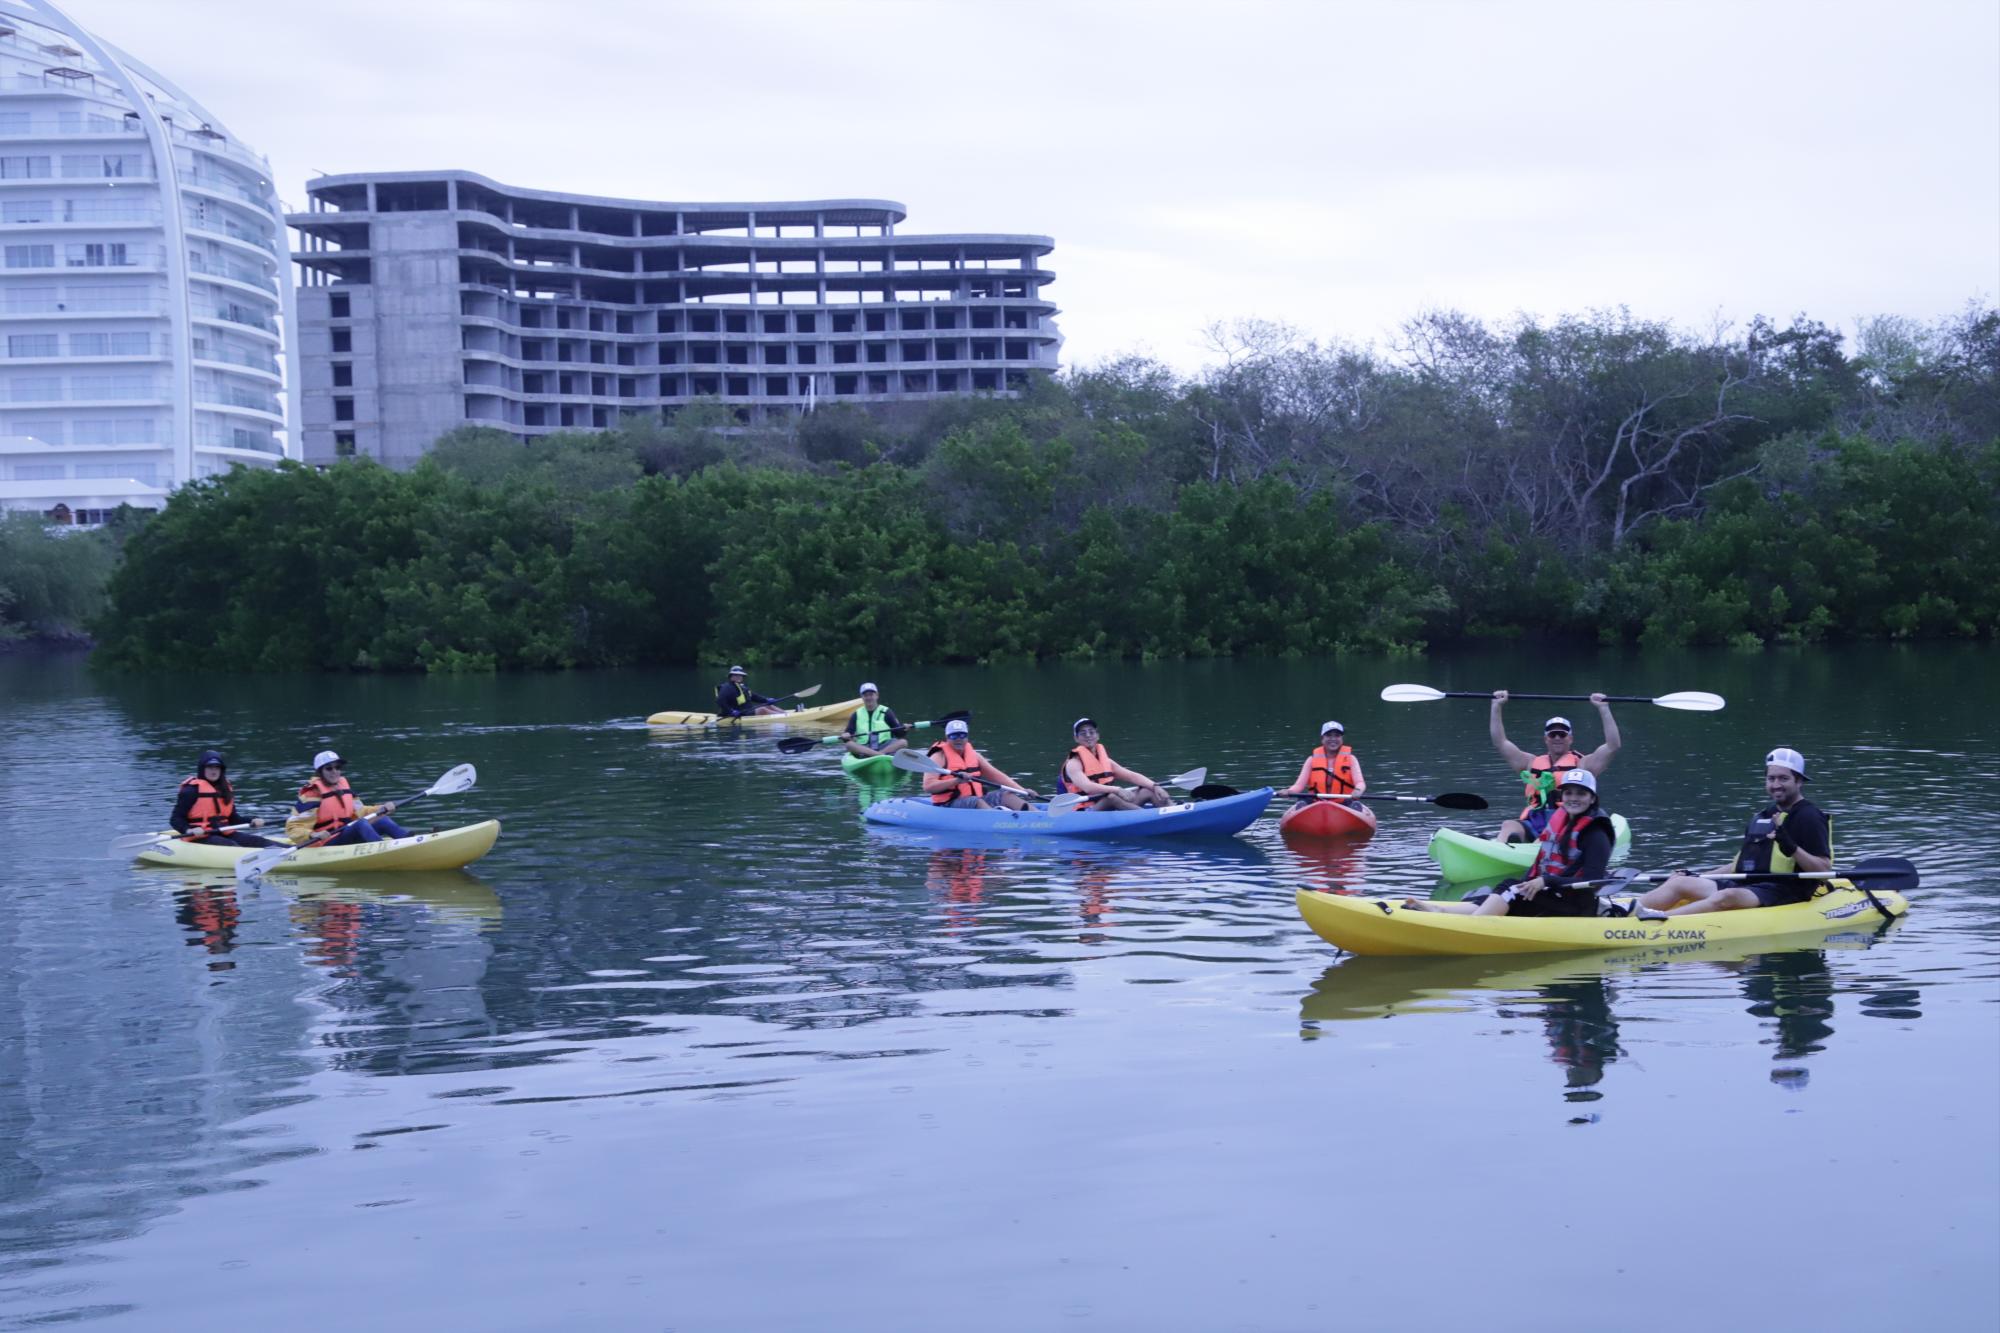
[1490,691,1619,843]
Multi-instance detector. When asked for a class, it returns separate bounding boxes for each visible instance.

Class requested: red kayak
[1277,797,1378,839]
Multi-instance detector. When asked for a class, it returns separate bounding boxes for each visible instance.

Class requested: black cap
[197,749,225,769]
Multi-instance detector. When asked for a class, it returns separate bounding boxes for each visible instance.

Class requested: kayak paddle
[774,709,970,755]
[111,822,261,856]
[234,763,480,882]
[1193,784,1486,810]
[1574,856,1916,893]
[1381,683,1726,712]
[888,747,1081,810]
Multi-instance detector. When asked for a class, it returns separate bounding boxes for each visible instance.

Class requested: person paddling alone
[843,682,908,759]
[1490,691,1620,843]
[291,751,413,847]
[1409,769,1616,917]
[1056,718,1172,813]
[171,749,279,848]
[923,719,1037,811]
[1280,720,1366,809]
[715,666,784,719]
[1627,748,1832,918]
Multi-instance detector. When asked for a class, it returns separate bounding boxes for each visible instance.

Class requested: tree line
[45,302,2000,669]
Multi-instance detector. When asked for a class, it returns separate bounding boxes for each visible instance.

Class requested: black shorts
[1747,879,1819,908]
[1467,881,1598,917]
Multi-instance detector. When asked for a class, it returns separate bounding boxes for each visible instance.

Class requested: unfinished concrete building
[288,170,1059,467]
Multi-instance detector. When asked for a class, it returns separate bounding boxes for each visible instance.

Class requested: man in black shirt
[1634,747,1832,917]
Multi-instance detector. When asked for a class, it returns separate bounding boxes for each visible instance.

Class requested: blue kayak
[862,788,1274,840]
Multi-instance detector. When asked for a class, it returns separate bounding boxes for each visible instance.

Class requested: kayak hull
[647,697,863,728]
[863,788,1274,840]
[1295,884,1907,957]
[841,750,900,779]
[134,820,502,874]
[1278,799,1378,839]
[1427,814,1631,882]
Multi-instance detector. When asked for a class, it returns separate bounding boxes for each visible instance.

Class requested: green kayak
[1427,814,1632,882]
[841,750,900,779]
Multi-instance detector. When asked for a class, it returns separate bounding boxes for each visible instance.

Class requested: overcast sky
[69,0,2000,371]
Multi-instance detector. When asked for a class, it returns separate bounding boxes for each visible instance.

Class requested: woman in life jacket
[170,749,279,847]
[843,682,908,758]
[1054,718,1172,813]
[922,719,1037,810]
[1488,690,1621,843]
[290,750,415,847]
[1408,769,1616,917]
[715,666,783,718]
[1280,720,1367,808]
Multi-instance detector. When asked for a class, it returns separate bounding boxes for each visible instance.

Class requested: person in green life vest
[1489,691,1620,843]
[714,666,784,718]
[843,682,909,758]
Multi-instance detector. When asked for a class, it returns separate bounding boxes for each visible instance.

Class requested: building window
[329,291,350,319]
[4,244,54,268]
[764,375,786,396]
[333,397,354,421]
[330,328,351,353]
[334,432,356,457]
[7,334,57,357]
[796,346,817,366]
[331,362,353,387]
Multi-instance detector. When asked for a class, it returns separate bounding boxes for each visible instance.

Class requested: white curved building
[0,0,292,524]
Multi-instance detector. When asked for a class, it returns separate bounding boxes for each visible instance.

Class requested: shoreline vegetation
[10,305,1994,671]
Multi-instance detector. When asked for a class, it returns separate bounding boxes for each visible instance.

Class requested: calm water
[2,645,1996,1331]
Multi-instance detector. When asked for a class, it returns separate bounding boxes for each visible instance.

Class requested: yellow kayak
[646,697,863,728]
[134,820,502,873]
[1295,883,1908,957]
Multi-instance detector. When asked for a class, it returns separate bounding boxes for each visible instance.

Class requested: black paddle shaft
[1437,691,1649,703]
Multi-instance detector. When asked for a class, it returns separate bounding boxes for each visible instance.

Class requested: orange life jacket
[299,775,359,834]
[1307,744,1359,796]
[1061,742,1118,809]
[1520,751,1583,817]
[1528,807,1601,880]
[178,775,235,839]
[928,740,987,805]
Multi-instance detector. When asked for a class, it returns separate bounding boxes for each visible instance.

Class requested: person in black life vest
[1056,718,1172,812]
[714,666,783,718]
[1629,747,1832,918]
[1408,769,1616,917]
[292,750,414,847]
[1490,690,1620,843]
[922,719,1037,810]
[843,682,908,758]
[1280,720,1367,808]
[170,749,279,847]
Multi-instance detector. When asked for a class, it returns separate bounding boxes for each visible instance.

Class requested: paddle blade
[1431,792,1489,811]
[109,830,173,854]
[1651,691,1726,712]
[891,748,946,776]
[791,684,823,701]
[1045,794,1086,813]
[776,736,819,754]
[426,763,479,796]
[1380,683,1448,703]
[1843,856,1919,894]
[234,844,295,882]
[1167,767,1208,790]
[1190,784,1241,801]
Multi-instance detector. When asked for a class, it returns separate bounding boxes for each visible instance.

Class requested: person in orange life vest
[1056,717,1171,813]
[1408,769,1616,917]
[1280,720,1366,809]
[715,666,784,718]
[1627,747,1833,919]
[293,750,413,846]
[843,682,908,758]
[923,719,1037,810]
[169,749,280,847]
[1490,690,1620,843]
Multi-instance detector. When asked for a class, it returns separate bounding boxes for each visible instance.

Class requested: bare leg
[880,738,908,755]
[1089,790,1146,811]
[1636,874,1720,911]
[993,791,1030,811]
[1496,818,1530,843]
[1664,885,1761,917]
[1403,898,1481,914]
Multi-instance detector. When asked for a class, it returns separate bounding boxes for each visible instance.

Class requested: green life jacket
[853,704,892,747]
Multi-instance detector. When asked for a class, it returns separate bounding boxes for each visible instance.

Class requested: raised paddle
[1381,683,1726,712]
[887,748,1082,810]
[774,709,971,755]
[234,763,480,882]
[1192,783,1486,810]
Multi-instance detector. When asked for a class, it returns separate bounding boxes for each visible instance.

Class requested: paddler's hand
[1517,877,1546,899]
[1589,692,1609,707]
[1492,690,1509,703]
[381,801,397,814]
[249,817,264,828]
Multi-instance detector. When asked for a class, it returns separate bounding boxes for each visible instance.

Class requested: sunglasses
[1544,729,1571,738]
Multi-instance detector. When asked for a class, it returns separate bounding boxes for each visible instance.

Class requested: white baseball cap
[945,719,970,737]
[859,681,879,694]
[1320,720,1345,735]
[1557,768,1597,794]
[728,665,747,676]
[1072,717,1097,734]
[1544,716,1573,733]
[311,749,343,770]
[1765,747,1809,781]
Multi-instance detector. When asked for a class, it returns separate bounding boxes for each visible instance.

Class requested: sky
[60,0,2000,372]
